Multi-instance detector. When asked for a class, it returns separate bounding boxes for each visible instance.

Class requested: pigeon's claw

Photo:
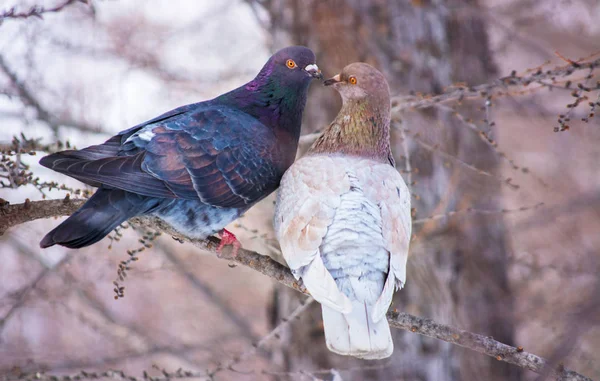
[217,229,241,259]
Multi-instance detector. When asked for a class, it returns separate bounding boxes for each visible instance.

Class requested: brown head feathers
[310,63,393,164]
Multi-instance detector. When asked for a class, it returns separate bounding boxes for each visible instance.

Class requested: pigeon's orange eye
[349,76,357,85]
[286,59,297,69]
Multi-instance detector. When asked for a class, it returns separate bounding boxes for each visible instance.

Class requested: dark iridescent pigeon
[40,46,322,252]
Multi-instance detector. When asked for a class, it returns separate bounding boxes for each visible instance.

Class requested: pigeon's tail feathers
[321,300,393,360]
[39,149,177,199]
[39,146,119,188]
[40,188,158,249]
[41,135,124,164]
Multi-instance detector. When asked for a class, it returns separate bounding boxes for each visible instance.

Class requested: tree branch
[0,55,103,134]
[0,239,71,331]
[0,198,307,294]
[0,198,85,235]
[0,198,592,380]
[386,312,591,381]
[155,241,262,344]
[207,297,314,378]
[0,133,70,155]
[0,0,82,23]
[391,55,600,113]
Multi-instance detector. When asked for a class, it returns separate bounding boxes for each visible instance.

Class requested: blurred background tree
[1,1,599,380]
[263,1,517,380]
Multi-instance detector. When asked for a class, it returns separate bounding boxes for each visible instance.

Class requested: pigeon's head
[265,46,322,85]
[323,63,390,104]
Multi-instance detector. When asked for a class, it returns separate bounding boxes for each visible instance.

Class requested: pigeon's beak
[304,64,323,80]
[323,74,341,86]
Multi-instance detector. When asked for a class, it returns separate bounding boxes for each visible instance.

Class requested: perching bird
[274,63,411,360]
[40,46,322,252]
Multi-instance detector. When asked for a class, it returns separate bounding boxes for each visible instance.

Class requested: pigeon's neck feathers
[309,98,392,164]
[216,61,308,145]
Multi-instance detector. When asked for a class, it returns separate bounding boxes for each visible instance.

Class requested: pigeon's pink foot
[217,229,241,259]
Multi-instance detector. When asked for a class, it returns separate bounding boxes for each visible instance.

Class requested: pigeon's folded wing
[40,106,283,208]
[355,162,412,322]
[275,156,352,313]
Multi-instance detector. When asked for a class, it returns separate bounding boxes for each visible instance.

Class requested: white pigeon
[274,63,412,359]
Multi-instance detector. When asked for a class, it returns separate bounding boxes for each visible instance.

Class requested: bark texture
[264,1,519,380]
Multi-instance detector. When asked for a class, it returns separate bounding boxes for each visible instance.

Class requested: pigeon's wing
[118,102,200,141]
[274,155,353,313]
[142,107,283,207]
[38,102,202,188]
[41,106,283,208]
[48,102,200,162]
[354,162,412,321]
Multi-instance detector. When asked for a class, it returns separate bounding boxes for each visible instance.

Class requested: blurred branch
[391,55,600,117]
[387,311,591,381]
[156,242,262,343]
[398,122,413,194]
[0,238,71,331]
[0,55,103,135]
[264,362,392,380]
[298,131,321,147]
[516,192,600,231]
[27,340,229,375]
[3,229,216,373]
[0,0,83,23]
[3,369,210,381]
[412,202,544,225]
[207,296,314,378]
[0,198,593,380]
[397,125,520,190]
[0,136,90,195]
[535,276,600,381]
[453,4,553,59]
[0,133,71,155]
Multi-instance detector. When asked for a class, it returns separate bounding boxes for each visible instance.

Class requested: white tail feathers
[321,300,393,360]
[296,252,352,313]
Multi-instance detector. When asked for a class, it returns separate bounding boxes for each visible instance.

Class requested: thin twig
[0,238,71,331]
[0,55,102,134]
[155,240,262,344]
[391,56,600,111]
[398,126,520,190]
[398,124,413,191]
[483,94,495,137]
[263,361,392,379]
[2,369,210,381]
[434,103,524,172]
[208,297,314,378]
[0,0,82,22]
[299,131,322,147]
[412,202,544,225]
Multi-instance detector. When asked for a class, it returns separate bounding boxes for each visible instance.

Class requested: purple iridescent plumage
[39,46,321,249]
